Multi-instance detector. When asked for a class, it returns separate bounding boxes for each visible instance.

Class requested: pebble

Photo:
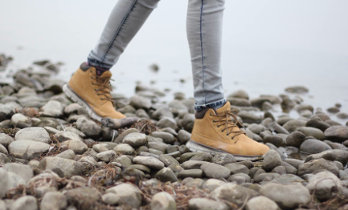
[133,156,164,170]
[305,149,348,165]
[200,162,230,179]
[0,133,14,146]
[15,127,51,143]
[65,187,101,210]
[202,179,226,192]
[246,196,279,210]
[211,183,259,206]
[229,173,251,184]
[283,119,306,132]
[150,131,175,144]
[3,162,33,183]
[155,167,178,182]
[285,131,306,147]
[11,113,32,128]
[297,127,325,140]
[150,192,176,210]
[298,158,340,176]
[0,144,7,154]
[129,95,152,109]
[177,129,191,143]
[122,132,147,147]
[225,163,249,174]
[106,183,142,208]
[11,196,38,210]
[262,150,282,171]
[178,169,203,178]
[300,139,331,154]
[157,117,178,130]
[56,149,75,159]
[75,116,101,137]
[42,156,90,178]
[9,140,50,159]
[324,126,348,142]
[61,139,88,154]
[188,198,229,210]
[40,191,67,210]
[96,150,116,162]
[307,170,343,201]
[114,143,135,155]
[260,183,310,209]
[41,100,63,117]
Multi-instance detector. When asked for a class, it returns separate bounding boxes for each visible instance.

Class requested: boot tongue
[99,70,112,80]
[215,101,230,114]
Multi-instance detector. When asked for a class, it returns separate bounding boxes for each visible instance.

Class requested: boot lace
[90,74,113,102]
[212,110,245,140]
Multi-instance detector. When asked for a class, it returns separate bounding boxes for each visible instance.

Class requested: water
[1,0,348,118]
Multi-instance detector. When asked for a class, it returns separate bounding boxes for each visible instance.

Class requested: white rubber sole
[63,84,104,122]
[186,140,263,161]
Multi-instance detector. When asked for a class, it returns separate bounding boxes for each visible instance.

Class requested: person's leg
[64,0,159,123]
[187,0,226,111]
[186,0,270,159]
[88,0,160,72]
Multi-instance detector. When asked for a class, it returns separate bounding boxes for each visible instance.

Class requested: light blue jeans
[88,0,226,111]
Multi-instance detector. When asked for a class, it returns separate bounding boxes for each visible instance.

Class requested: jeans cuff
[87,58,112,70]
[194,98,226,112]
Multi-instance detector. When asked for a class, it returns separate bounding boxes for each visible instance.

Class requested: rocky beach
[0,55,347,210]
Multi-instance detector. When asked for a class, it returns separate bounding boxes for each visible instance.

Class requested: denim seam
[101,0,138,63]
[194,98,226,111]
[199,0,206,105]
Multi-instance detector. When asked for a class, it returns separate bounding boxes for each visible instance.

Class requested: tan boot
[187,101,269,160]
[63,63,126,122]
